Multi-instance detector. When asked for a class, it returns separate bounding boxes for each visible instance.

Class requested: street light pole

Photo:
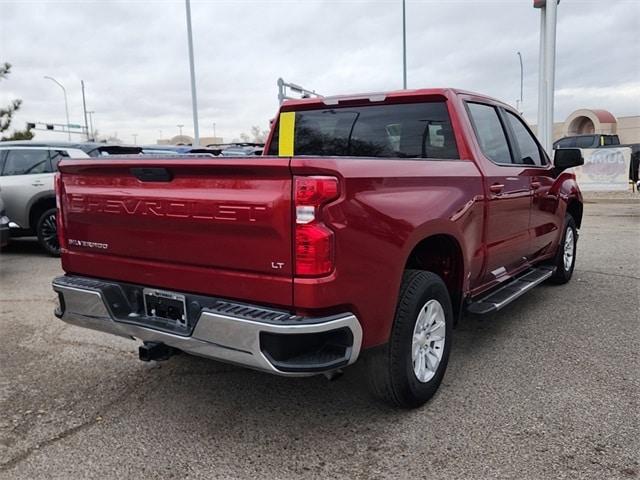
[402,0,407,89]
[517,51,524,114]
[87,111,95,141]
[185,0,200,146]
[132,133,138,145]
[44,76,70,140]
[177,124,184,137]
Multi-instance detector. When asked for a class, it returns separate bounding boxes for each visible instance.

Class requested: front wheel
[367,270,453,408]
[548,214,577,285]
[36,207,60,257]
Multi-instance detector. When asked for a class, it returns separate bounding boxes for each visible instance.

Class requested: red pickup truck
[52,88,584,408]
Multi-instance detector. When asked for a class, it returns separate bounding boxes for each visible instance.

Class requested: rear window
[268,101,459,159]
[554,137,575,148]
[575,136,596,148]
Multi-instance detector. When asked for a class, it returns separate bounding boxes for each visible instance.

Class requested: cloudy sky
[1,0,638,146]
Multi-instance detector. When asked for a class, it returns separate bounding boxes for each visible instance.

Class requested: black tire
[36,207,60,257]
[367,270,453,408]
[548,214,577,285]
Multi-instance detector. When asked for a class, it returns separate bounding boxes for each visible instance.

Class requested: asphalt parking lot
[0,200,638,480]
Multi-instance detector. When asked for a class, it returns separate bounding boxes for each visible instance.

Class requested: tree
[0,63,34,141]
[237,125,270,144]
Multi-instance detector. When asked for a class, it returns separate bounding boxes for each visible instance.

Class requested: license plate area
[143,288,187,326]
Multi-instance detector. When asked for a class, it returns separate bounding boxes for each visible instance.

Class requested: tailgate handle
[131,167,173,182]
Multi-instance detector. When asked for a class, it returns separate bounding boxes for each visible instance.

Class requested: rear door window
[50,149,71,170]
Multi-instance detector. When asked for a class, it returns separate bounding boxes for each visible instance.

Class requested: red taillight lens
[294,176,339,276]
[295,223,334,276]
[295,177,339,205]
[54,172,66,249]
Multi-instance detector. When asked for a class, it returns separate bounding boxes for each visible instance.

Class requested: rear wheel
[367,270,453,408]
[36,207,60,257]
[548,214,577,285]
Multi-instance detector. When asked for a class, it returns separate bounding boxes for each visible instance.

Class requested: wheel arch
[566,199,583,229]
[29,196,56,230]
[403,233,465,326]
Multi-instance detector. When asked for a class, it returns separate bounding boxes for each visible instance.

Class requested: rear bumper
[52,275,362,376]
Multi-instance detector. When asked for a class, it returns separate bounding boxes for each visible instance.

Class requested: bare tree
[237,125,269,144]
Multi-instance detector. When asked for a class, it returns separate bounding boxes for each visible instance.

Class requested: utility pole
[81,80,89,141]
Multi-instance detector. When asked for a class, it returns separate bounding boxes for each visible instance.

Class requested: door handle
[489,184,504,193]
[32,181,44,187]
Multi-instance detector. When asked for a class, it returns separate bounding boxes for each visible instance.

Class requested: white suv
[0,145,89,255]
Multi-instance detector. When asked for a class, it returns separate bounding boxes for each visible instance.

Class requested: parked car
[219,143,264,156]
[0,191,9,249]
[140,145,218,157]
[0,145,90,255]
[553,134,620,149]
[0,140,143,157]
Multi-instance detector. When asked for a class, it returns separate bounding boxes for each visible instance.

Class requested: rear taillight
[294,176,339,276]
[54,172,66,249]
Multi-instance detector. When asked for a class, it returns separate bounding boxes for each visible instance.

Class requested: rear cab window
[268,101,459,159]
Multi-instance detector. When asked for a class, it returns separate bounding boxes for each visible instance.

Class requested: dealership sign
[573,147,632,191]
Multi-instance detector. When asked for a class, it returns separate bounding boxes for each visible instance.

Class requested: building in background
[532,109,639,144]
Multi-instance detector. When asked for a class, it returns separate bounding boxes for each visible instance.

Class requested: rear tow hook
[139,342,180,362]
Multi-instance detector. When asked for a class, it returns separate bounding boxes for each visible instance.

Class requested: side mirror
[553,148,584,171]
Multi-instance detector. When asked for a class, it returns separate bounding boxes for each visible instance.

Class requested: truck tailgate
[57,157,293,307]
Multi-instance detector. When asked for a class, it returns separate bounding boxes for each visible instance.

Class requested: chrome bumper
[52,275,362,376]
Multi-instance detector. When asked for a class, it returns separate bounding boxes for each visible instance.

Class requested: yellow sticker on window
[278,112,295,157]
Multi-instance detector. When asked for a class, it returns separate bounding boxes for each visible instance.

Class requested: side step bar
[466,266,556,316]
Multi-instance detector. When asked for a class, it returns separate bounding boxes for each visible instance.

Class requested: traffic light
[46,124,54,130]
[26,122,36,129]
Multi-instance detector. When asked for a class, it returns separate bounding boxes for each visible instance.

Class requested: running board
[466,266,556,316]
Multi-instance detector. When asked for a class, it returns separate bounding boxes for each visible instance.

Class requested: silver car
[0,145,89,255]
[0,191,9,248]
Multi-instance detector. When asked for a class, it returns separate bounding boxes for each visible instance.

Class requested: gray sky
[1,0,639,146]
